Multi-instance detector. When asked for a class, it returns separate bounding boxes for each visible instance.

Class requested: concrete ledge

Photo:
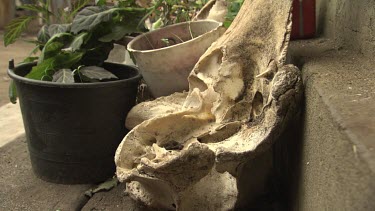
[302,50,375,172]
[279,40,375,210]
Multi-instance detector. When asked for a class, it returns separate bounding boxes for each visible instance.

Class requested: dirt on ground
[0,135,155,210]
[0,136,92,210]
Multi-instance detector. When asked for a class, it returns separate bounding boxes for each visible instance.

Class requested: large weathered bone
[115,0,302,210]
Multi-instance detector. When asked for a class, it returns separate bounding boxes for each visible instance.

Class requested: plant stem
[144,35,155,49]
[171,33,184,43]
[188,22,194,39]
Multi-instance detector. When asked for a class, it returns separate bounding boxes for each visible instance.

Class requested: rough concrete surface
[0,103,24,147]
[0,134,156,210]
[0,33,36,107]
[82,183,153,211]
[303,51,375,167]
[316,0,375,56]
[281,45,375,210]
[0,136,92,211]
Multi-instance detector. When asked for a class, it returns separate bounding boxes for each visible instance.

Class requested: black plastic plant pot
[8,62,141,184]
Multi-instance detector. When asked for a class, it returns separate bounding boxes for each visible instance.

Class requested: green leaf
[23,39,44,45]
[80,66,118,80]
[38,42,65,63]
[4,16,35,46]
[9,80,17,104]
[30,45,42,56]
[23,57,39,63]
[98,25,133,42]
[48,24,71,36]
[71,6,115,34]
[38,33,74,63]
[70,0,92,18]
[98,8,147,42]
[117,0,139,7]
[26,58,55,81]
[95,0,107,6]
[68,32,89,52]
[37,24,71,45]
[151,18,163,31]
[53,52,85,69]
[52,69,75,83]
[48,32,74,45]
[37,25,51,44]
[85,177,119,198]
[224,0,244,28]
[80,42,114,66]
[26,52,84,81]
[71,6,148,35]
[19,4,52,15]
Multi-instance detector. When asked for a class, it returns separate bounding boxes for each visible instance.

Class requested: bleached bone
[116,0,302,210]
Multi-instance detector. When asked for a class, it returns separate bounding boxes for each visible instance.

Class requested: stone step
[277,39,375,210]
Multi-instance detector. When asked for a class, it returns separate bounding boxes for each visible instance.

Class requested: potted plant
[5,3,149,184]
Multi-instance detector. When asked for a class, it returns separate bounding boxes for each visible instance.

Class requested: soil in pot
[8,62,141,184]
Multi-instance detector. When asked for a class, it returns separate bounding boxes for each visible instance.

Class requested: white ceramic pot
[127,20,224,97]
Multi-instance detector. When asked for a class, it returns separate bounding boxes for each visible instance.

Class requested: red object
[291,0,316,40]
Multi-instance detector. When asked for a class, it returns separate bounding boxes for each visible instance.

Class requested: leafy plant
[106,0,242,31]
[58,0,93,23]
[24,6,148,82]
[8,4,149,103]
[224,0,244,28]
[4,0,52,47]
[4,0,92,67]
[4,0,91,47]
[4,16,35,47]
[139,0,209,31]
[6,0,243,104]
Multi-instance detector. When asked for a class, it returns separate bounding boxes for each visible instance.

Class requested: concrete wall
[276,77,375,210]
[316,0,375,56]
[298,73,375,211]
[276,0,375,210]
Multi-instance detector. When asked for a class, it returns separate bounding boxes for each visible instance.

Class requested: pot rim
[8,62,142,88]
[127,20,223,54]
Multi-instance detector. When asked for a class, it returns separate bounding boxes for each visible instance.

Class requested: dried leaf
[85,177,119,198]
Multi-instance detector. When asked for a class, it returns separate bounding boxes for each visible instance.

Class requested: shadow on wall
[316,0,327,36]
[231,94,306,211]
